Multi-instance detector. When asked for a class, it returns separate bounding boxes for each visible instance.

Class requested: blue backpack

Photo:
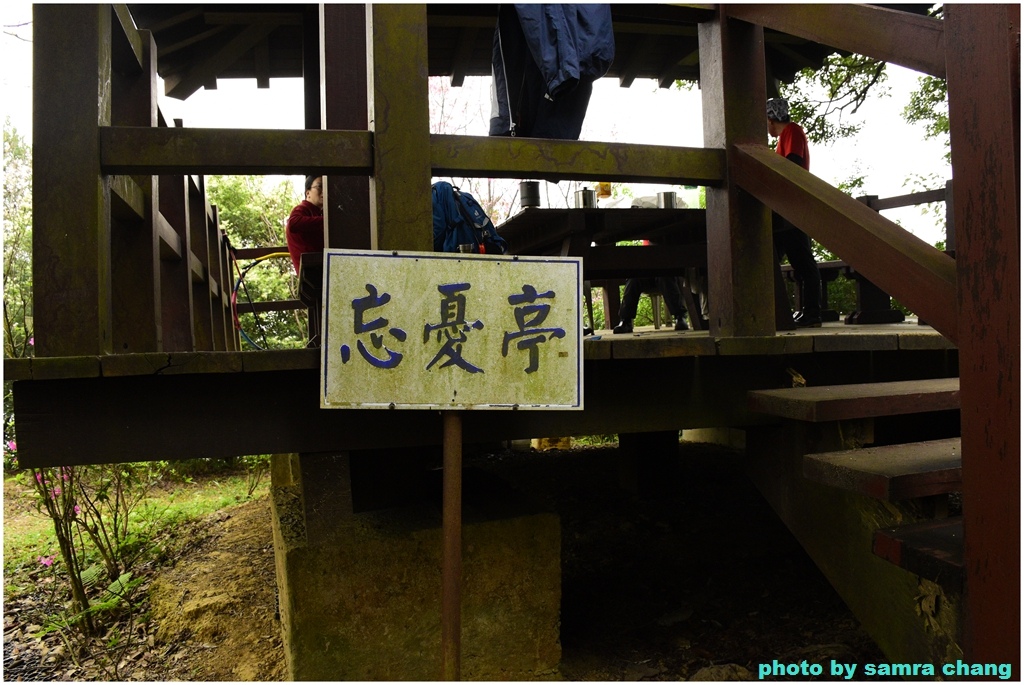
[431,181,509,255]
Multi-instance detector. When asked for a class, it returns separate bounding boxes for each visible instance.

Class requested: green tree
[780,53,889,146]
[206,175,307,349]
[3,118,33,360]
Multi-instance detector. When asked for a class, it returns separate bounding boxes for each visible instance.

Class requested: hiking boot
[674,319,689,331]
[793,311,822,328]
[613,320,634,334]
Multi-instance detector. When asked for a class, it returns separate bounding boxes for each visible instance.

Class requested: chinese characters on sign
[321,250,582,410]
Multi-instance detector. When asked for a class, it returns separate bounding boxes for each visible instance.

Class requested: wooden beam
[431,134,725,185]
[163,22,277,100]
[698,9,776,337]
[449,26,478,88]
[159,25,229,59]
[33,4,113,356]
[100,127,374,175]
[367,4,433,251]
[204,12,302,26]
[732,143,958,343]
[725,4,945,78]
[946,4,1020,670]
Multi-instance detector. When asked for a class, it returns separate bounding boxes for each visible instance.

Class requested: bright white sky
[2,2,950,244]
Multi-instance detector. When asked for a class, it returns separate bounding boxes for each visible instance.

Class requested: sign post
[321,249,583,679]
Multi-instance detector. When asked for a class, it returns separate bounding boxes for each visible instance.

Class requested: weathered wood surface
[699,10,775,338]
[804,438,962,500]
[367,4,432,252]
[431,135,726,185]
[100,127,374,175]
[33,5,113,356]
[725,4,945,78]
[946,4,1021,668]
[873,517,963,594]
[748,377,960,422]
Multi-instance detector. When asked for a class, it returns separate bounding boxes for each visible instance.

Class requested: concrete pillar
[270,452,561,680]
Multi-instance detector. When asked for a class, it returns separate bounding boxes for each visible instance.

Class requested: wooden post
[441,411,463,680]
[366,4,433,252]
[946,4,1020,670]
[698,10,775,338]
[33,4,113,356]
[110,23,161,352]
[321,4,372,250]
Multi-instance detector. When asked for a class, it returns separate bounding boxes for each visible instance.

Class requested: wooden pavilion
[7,3,1018,679]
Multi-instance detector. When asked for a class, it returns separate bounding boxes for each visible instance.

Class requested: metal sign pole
[441,410,463,680]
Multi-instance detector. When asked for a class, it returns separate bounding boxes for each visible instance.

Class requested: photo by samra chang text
[758,659,1013,680]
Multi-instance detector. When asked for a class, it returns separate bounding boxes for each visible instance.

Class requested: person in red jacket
[768,98,821,328]
[286,175,324,274]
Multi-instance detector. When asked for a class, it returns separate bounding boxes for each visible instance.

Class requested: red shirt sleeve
[776,122,810,171]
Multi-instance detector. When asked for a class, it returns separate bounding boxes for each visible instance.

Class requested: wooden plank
[431,134,725,185]
[100,127,374,175]
[725,4,944,78]
[812,331,898,353]
[873,517,963,594]
[368,5,432,251]
[716,334,813,357]
[33,5,113,356]
[609,335,718,359]
[698,10,775,337]
[804,438,962,500]
[748,377,960,422]
[732,144,958,344]
[898,332,956,351]
[946,4,1021,668]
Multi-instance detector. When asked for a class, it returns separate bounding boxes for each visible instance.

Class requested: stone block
[270,454,561,681]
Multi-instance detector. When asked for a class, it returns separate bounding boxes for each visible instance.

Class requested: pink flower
[5,440,15,452]
[28,337,33,346]
[50,486,61,499]
[38,555,55,567]
[73,505,81,515]
[35,472,43,483]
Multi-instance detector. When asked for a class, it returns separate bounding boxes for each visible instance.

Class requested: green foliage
[572,434,618,447]
[903,75,948,148]
[206,175,308,349]
[781,53,889,145]
[4,118,33,360]
[240,454,271,499]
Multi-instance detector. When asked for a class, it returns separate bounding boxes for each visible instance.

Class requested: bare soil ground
[4,442,891,681]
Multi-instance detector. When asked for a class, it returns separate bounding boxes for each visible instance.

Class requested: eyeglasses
[310,184,323,191]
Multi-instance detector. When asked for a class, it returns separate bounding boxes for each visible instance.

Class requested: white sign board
[321,249,583,410]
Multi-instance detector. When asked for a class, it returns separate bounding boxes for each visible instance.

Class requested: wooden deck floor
[5,321,957,468]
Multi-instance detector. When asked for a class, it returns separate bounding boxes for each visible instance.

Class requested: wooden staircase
[746,376,964,662]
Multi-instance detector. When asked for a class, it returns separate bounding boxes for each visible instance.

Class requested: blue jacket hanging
[489,4,615,140]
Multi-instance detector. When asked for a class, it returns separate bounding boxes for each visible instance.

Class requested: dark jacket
[489,4,614,140]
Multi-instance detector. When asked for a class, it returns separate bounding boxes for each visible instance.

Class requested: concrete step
[803,437,961,500]
[873,516,963,593]
[747,377,960,422]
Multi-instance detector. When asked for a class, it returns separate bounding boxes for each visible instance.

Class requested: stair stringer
[745,419,963,666]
